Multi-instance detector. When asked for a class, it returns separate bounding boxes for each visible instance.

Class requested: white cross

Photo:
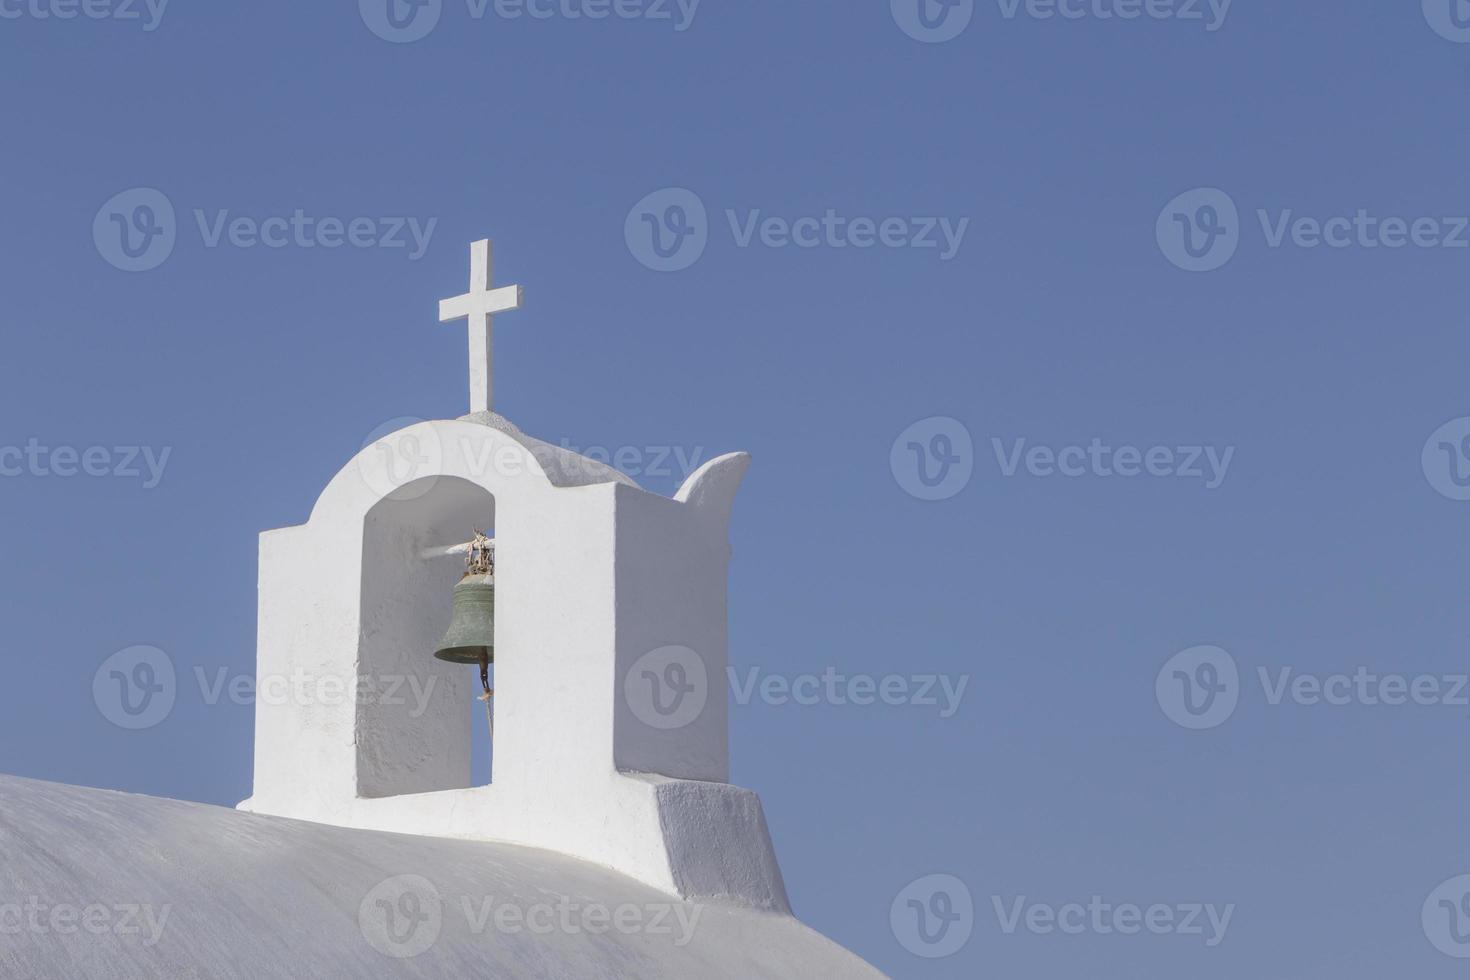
[439,239,523,415]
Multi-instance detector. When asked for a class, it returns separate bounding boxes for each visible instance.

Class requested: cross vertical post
[439,240,524,415]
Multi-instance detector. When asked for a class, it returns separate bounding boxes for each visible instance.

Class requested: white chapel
[0,241,885,979]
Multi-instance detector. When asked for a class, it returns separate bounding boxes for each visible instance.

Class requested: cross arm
[440,284,524,322]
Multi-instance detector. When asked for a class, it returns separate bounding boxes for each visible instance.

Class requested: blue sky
[5,2,1470,976]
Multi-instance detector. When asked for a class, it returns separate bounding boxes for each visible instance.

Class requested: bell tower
[238,242,789,913]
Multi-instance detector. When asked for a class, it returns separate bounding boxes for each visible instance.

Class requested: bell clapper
[468,532,496,739]
[479,650,494,739]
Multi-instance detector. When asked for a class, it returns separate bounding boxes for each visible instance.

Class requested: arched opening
[357,476,497,798]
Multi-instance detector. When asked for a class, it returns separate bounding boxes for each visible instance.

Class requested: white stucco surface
[0,774,886,980]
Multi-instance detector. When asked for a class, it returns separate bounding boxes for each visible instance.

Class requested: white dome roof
[0,775,883,979]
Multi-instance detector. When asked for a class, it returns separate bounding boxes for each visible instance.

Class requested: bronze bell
[434,573,495,666]
[434,532,497,701]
